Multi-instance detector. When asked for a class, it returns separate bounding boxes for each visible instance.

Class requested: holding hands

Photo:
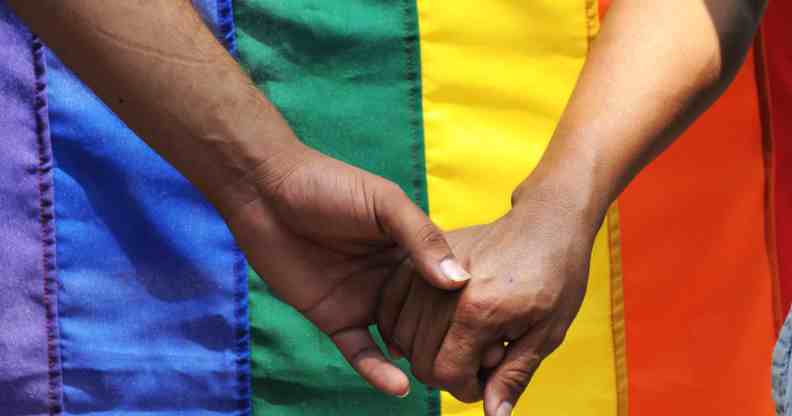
[377,180,602,416]
[224,143,473,398]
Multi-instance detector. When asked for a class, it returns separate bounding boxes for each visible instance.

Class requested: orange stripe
[618,51,776,415]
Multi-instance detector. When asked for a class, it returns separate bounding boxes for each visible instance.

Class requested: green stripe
[234,1,435,414]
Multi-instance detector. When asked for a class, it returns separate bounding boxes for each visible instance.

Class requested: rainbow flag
[0,1,786,415]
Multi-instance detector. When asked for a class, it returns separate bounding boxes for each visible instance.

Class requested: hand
[377,184,602,414]
[223,144,470,398]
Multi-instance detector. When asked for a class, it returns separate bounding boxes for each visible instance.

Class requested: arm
[518,0,767,227]
[7,1,278,214]
[377,1,767,414]
[8,0,470,396]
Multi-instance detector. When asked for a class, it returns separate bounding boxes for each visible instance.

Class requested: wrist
[197,89,310,219]
[511,153,611,234]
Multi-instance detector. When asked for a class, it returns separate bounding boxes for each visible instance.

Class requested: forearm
[514,0,766,227]
[8,0,303,215]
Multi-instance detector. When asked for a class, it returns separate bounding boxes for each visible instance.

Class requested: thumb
[332,327,411,398]
[483,331,547,416]
[377,184,470,290]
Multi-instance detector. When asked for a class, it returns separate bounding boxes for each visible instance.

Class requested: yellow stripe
[416,1,619,414]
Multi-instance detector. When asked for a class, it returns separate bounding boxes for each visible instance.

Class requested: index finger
[433,318,495,403]
[377,258,416,347]
[482,324,553,416]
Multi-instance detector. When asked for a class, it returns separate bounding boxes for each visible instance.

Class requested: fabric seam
[585,0,600,51]
[217,0,238,58]
[403,0,436,414]
[216,1,252,414]
[404,0,429,214]
[607,204,629,416]
[32,35,64,416]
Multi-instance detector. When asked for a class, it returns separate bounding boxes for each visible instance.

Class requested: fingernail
[440,258,471,282]
[396,387,411,399]
[496,401,513,416]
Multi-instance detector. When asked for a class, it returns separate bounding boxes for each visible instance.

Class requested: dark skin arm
[378,0,767,414]
[7,0,472,397]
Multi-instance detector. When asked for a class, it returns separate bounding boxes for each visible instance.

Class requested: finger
[376,185,470,290]
[391,276,427,360]
[433,319,493,403]
[482,328,550,416]
[377,258,416,345]
[411,288,457,386]
[332,327,410,398]
[387,343,404,360]
[482,343,507,369]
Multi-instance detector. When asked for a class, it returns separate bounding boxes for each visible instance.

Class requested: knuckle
[457,296,500,329]
[432,362,467,388]
[450,387,482,404]
[498,366,534,393]
[416,222,445,247]
[527,287,559,317]
[379,180,406,200]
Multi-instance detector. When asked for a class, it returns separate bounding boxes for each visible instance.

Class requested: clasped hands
[222,143,601,416]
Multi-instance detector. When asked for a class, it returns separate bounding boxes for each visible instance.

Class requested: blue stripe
[48,1,250,414]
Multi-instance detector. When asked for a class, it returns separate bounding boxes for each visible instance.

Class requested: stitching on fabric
[607,205,629,416]
[585,0,600,51]
[31,35,64,416]
[214,1,252,414]
[403,0,428,213]
[232,247,252,416]
[400,1,437,414]
[217,0,238,58]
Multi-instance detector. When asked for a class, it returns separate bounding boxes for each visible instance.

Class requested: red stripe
[618,50,776,415]
[765,0,792,315]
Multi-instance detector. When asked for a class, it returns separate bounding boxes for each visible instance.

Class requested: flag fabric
[0,1,783,415]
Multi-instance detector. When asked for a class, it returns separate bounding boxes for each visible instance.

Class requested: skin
[6,0,768,413]
[378,1,767,415]
[7,0,473,398]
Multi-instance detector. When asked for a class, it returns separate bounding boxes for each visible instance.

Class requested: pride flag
[0,1,786,415]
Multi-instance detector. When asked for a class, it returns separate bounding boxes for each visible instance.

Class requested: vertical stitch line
[585,0,600,53]
[403,0,437,414]
[31,36,64,416]
[404,0,428,213]
[607,205,629,416]
[214,1,252,414]
[217,0,238,58]
[232,248,252,416]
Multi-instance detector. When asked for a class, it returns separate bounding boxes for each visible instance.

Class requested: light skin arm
[7,0,472,397]
[378,1,767,414]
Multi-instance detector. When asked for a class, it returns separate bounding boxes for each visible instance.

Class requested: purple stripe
[0,5,62,415]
